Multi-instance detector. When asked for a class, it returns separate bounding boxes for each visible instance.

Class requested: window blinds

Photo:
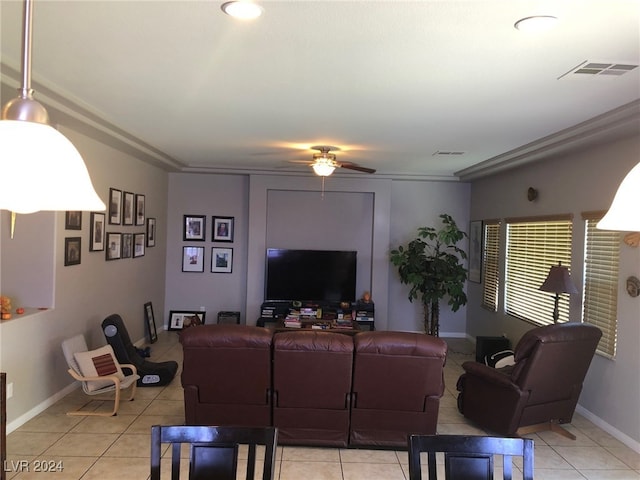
[505,217,573,326]
[482,221,500,312]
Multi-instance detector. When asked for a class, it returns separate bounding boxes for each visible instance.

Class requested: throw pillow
[74,345,125,392]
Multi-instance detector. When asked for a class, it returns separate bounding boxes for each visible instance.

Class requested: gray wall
[167,173,470,333]
[466,134,640,449]
[0,127,169,430]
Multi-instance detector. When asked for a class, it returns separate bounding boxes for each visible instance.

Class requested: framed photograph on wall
[144,302,158,343]
[212,216,234,242]
[121,233,133,258]
[65,211,82,230]
[123,191,134,225]
[182,246,204,272]
[183,215,206,241]
[64,237,81,266]
[146,217,156,247]
[134,233,145,258]
[135,194,145,226]
[90,212,105,251]
[106,232,122,260]
[211,247,233,273]
[109,188,122,225]
[168,310,206,331]
[468,220,483,283]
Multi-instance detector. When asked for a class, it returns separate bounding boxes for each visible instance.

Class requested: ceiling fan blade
[339,162,376,174]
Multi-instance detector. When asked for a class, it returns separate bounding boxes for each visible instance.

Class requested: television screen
[265,249,357,302]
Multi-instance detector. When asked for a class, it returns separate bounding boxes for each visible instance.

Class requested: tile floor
[5,333,640,479]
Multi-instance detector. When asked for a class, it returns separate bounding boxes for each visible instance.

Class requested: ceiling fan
[291,146,376,177]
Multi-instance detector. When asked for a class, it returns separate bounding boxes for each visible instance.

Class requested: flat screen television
[265,249,357,302]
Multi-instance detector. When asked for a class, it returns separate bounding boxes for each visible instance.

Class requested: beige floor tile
[607,446,640,470]
[140,399,184,416]
[532,469,590,479]
[70,414,137,434]
[44,433,119,457]
[279,460,343,480]
[281,446,341,462]
[124,414,185,434]
[342,461,406,480]
[339,448,399,463]
[17,413,83,433]
[580,471,640,479]
[7,432,65,456]
[554,445,630,470]
[534,445,574,469]
[79,456,150,480]
[102,433,152,458]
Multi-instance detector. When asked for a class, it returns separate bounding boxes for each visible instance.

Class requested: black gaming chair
[102,314,178,387]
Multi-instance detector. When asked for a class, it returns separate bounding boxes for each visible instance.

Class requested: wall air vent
[560,61,638,79]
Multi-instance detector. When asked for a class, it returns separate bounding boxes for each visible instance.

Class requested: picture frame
[168,310,206,331]
[123,191,134,225]
[146,217,156,247]
[106,232,122,260]
[121,233,133,258]
[468,220,483,283]
[144,301,158,343]
[65,211,82,230]
[182,246,205,272]
[135,194,145,226]
[89,212,105,251]
[212,216,234,242]
[134,233,145,258]
[64,237,81,266]
[183,215,206,241]
[109,188,122,225]
[211,247,233,273]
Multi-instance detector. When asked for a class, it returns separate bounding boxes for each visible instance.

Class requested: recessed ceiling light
[221,1,263,20]
[514,15,558,32]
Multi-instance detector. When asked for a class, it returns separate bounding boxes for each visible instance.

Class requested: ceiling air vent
[433,151,465,156]
[560,61,638,78]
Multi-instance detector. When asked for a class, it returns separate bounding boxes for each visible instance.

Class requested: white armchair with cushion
[62,334,139,416]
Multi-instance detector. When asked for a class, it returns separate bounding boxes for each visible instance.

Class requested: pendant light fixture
[0,0,105,214]
[597,162,640,232]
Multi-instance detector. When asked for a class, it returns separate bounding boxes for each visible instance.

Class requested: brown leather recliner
[456,323,602,439]
[350,331,448,448]
[181,324,273,427]
[272,331,354,447]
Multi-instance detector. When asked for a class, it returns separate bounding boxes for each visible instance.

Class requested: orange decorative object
[0,295,12,319]
[16,307,25,314]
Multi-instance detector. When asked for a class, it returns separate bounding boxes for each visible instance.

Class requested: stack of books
[261,306,276,318]
[284,310,301,328]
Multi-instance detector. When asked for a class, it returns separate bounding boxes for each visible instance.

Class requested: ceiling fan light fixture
[514,15,558,32]
[221,1,263,20]
[312,163,336,177]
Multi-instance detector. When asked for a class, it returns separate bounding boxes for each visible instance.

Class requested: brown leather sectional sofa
[180,324,448,448]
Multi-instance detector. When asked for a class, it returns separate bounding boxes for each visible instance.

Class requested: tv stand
[258,300,374,331]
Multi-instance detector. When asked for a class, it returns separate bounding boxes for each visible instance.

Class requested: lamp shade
[0,120,106,213]
[597,162,640,232]
[539,263,579,295]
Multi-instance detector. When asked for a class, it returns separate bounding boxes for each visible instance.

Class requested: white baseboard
[6,382,79,434]
[575,404,640,453]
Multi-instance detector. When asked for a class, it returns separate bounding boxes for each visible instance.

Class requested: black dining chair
[408,434,534,480]
[150,425,278,480]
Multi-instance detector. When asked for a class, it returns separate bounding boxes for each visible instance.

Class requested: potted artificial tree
[390,214,468,336]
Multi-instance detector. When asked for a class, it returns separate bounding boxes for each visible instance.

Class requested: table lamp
[539,262,579,323]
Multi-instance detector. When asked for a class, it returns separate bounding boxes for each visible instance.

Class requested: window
[482,221,500,312]
[505,216,573,326]
[582,212,620,359]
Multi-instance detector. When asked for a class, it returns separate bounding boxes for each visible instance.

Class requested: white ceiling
[1,0,639,180]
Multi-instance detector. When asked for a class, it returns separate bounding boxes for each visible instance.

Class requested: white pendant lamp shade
[0,120,106,213]
[597,162,640,232]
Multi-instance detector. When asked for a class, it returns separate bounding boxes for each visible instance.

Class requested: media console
[257,300,375,331]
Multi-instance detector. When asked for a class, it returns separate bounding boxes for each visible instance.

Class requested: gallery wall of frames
[63,187,157,266]
[182,214,234,274]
